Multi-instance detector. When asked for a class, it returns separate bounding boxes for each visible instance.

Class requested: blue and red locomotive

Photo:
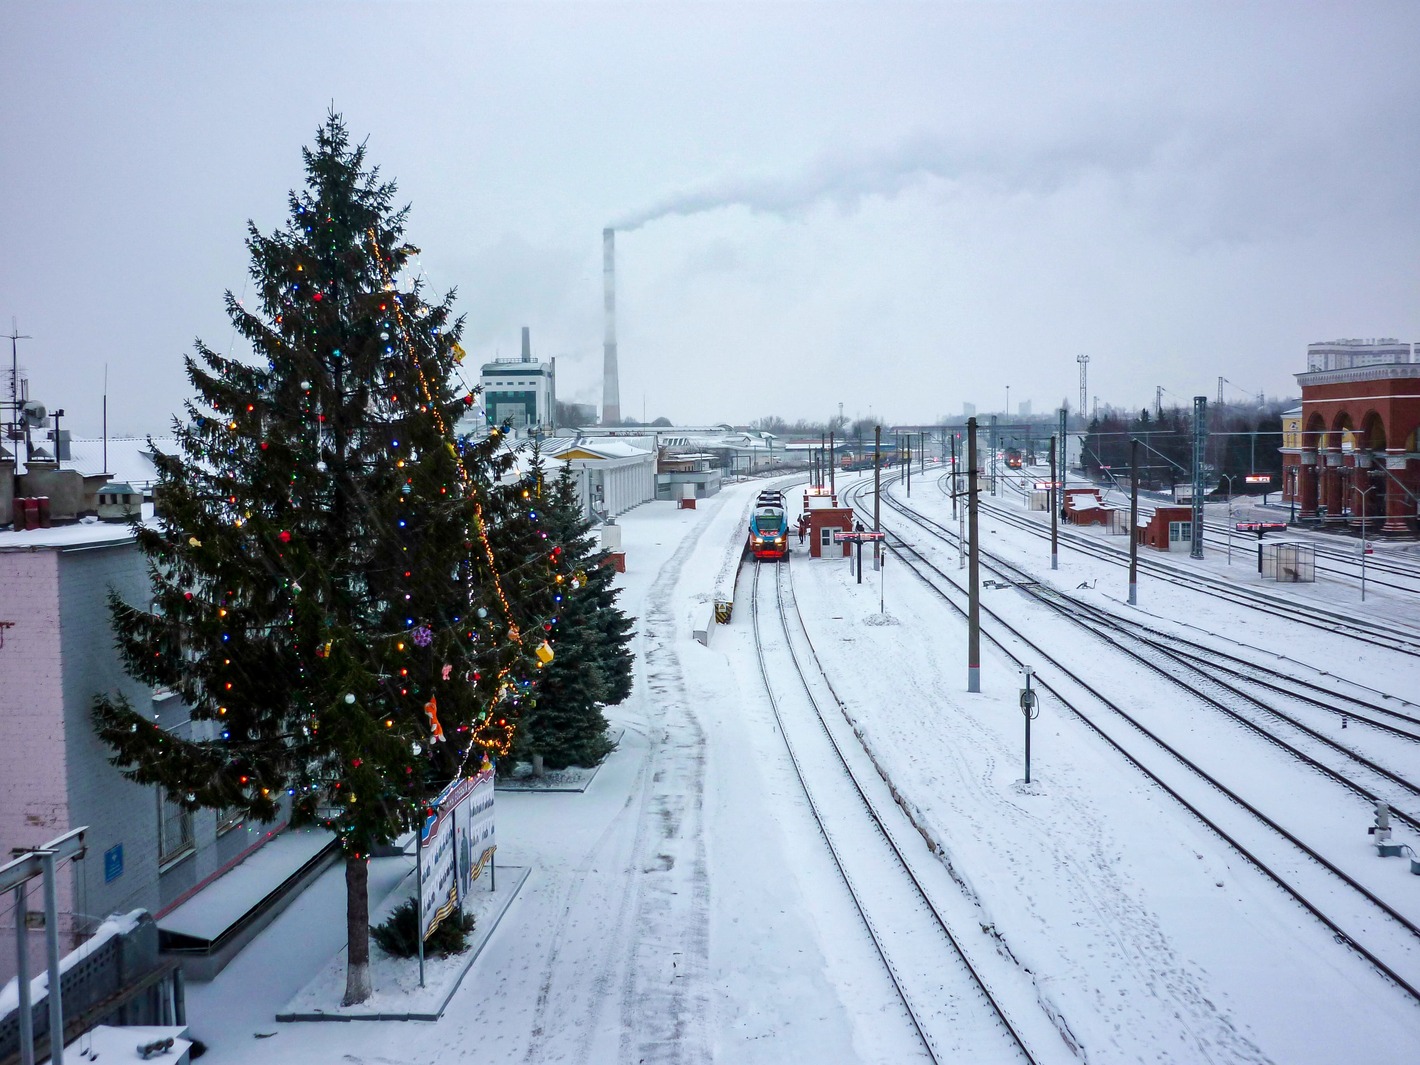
[748,490,790,561]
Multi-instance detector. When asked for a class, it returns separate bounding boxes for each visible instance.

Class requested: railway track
[996,465,1420,593]
[961,476,1420,654]
[748,559,1051,1064]
[842,480,1420,1006]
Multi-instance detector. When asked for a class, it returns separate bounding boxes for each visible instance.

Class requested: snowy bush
[371,899,475,959]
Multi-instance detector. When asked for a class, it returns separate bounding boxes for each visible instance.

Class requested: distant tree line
[1080,402,1289,492]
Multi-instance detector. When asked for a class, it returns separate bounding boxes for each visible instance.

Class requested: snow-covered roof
[0,505,157,551]
[548,438,653,461]
[59,437,174,485]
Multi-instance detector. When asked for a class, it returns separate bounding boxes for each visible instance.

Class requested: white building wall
[0,536,290,983]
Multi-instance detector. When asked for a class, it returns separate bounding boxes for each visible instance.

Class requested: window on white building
[158,790,195,866]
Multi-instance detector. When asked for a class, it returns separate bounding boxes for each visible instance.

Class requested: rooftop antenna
[103,363,109,476]
[5,318,32,461]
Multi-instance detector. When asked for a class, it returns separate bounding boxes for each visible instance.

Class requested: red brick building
[1138,505,1195,552]
[1293,364,1420,537]
[1063,488,1111,527]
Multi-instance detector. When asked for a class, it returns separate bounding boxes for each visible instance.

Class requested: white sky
[3,2,1419,435]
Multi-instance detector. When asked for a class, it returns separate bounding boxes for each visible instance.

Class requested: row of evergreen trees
[90,114,633,1005]
[1080,404,1286,492]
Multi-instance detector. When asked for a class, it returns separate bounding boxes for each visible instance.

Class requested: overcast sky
[4,2,1418,436]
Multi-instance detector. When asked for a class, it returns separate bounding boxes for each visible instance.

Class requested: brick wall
[0,549,70,984]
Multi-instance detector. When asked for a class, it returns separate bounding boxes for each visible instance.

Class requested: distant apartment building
[1306,338,1413,372]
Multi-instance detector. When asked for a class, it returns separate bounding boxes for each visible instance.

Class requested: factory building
[478,326,556,434]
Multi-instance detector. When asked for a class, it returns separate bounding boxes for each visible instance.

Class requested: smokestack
[521,326,531,362]
[602,227,621,426]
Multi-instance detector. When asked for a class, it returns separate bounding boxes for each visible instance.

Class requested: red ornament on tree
[279,530,292,543]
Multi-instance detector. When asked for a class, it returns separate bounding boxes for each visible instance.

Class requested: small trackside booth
[808,508,854,558]
[1139,505,1195,552]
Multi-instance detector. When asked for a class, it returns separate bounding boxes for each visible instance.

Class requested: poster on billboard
[418,763,496,941]
[461,765,496,900]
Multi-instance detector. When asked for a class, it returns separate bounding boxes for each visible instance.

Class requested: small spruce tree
[513,462,635,769]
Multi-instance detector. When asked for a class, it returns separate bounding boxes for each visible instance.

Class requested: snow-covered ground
[184,473,1420,1064]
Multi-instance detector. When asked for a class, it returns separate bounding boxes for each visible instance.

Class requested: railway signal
[1371,800,1392,844]
[1020,667,1040,784]
[834,529,885,586]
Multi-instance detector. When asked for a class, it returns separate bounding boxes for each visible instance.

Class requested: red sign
[1034,481,1063,490]
[833,531,886,543]
[1244,474,1272,484]
[1234,522,1288,532]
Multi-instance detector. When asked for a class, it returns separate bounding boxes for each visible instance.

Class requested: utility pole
[1129,438,1139,605]
[1191,396,1207,560]
[1077,353,1089,418]
[1050,434,1059,570]
[829,431,836,498]
[989,414,998,496]
[967,417,981,693]
[1156,385,1163,420]
[873,424,881,568]
[950,433,958,520]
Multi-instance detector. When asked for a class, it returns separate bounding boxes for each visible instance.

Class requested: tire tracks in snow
[615,510,715,1065]
[520,505,717,1064]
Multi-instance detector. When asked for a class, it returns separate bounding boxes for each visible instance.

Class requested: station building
[1292,363,1420,537]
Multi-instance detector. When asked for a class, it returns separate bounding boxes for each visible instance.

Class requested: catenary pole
[873,424,881,567]
[1129,438,1139,605]
[1191,396,1207,560]
[967,417,981,692]
[1050,434,1059,570]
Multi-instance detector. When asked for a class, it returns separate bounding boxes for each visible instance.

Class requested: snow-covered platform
[275,864,529,1023]
[495,728,625,793]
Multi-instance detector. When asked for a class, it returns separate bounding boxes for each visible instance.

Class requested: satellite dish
[22,401,48,427]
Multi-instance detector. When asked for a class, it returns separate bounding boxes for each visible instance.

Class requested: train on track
[748,490,790,561]
[840,454,897,471]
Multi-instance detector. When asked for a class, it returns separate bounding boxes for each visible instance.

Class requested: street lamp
[1360,483,1379,602]
[1220,474,1237,564]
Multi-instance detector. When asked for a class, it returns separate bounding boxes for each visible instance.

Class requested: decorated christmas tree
[92,113,538,1005]
[513,461,636,770]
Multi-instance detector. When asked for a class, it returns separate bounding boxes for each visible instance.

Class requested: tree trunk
[342,854,371,1006]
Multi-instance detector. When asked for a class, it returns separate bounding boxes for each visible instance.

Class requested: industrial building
[477,326,556,434]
